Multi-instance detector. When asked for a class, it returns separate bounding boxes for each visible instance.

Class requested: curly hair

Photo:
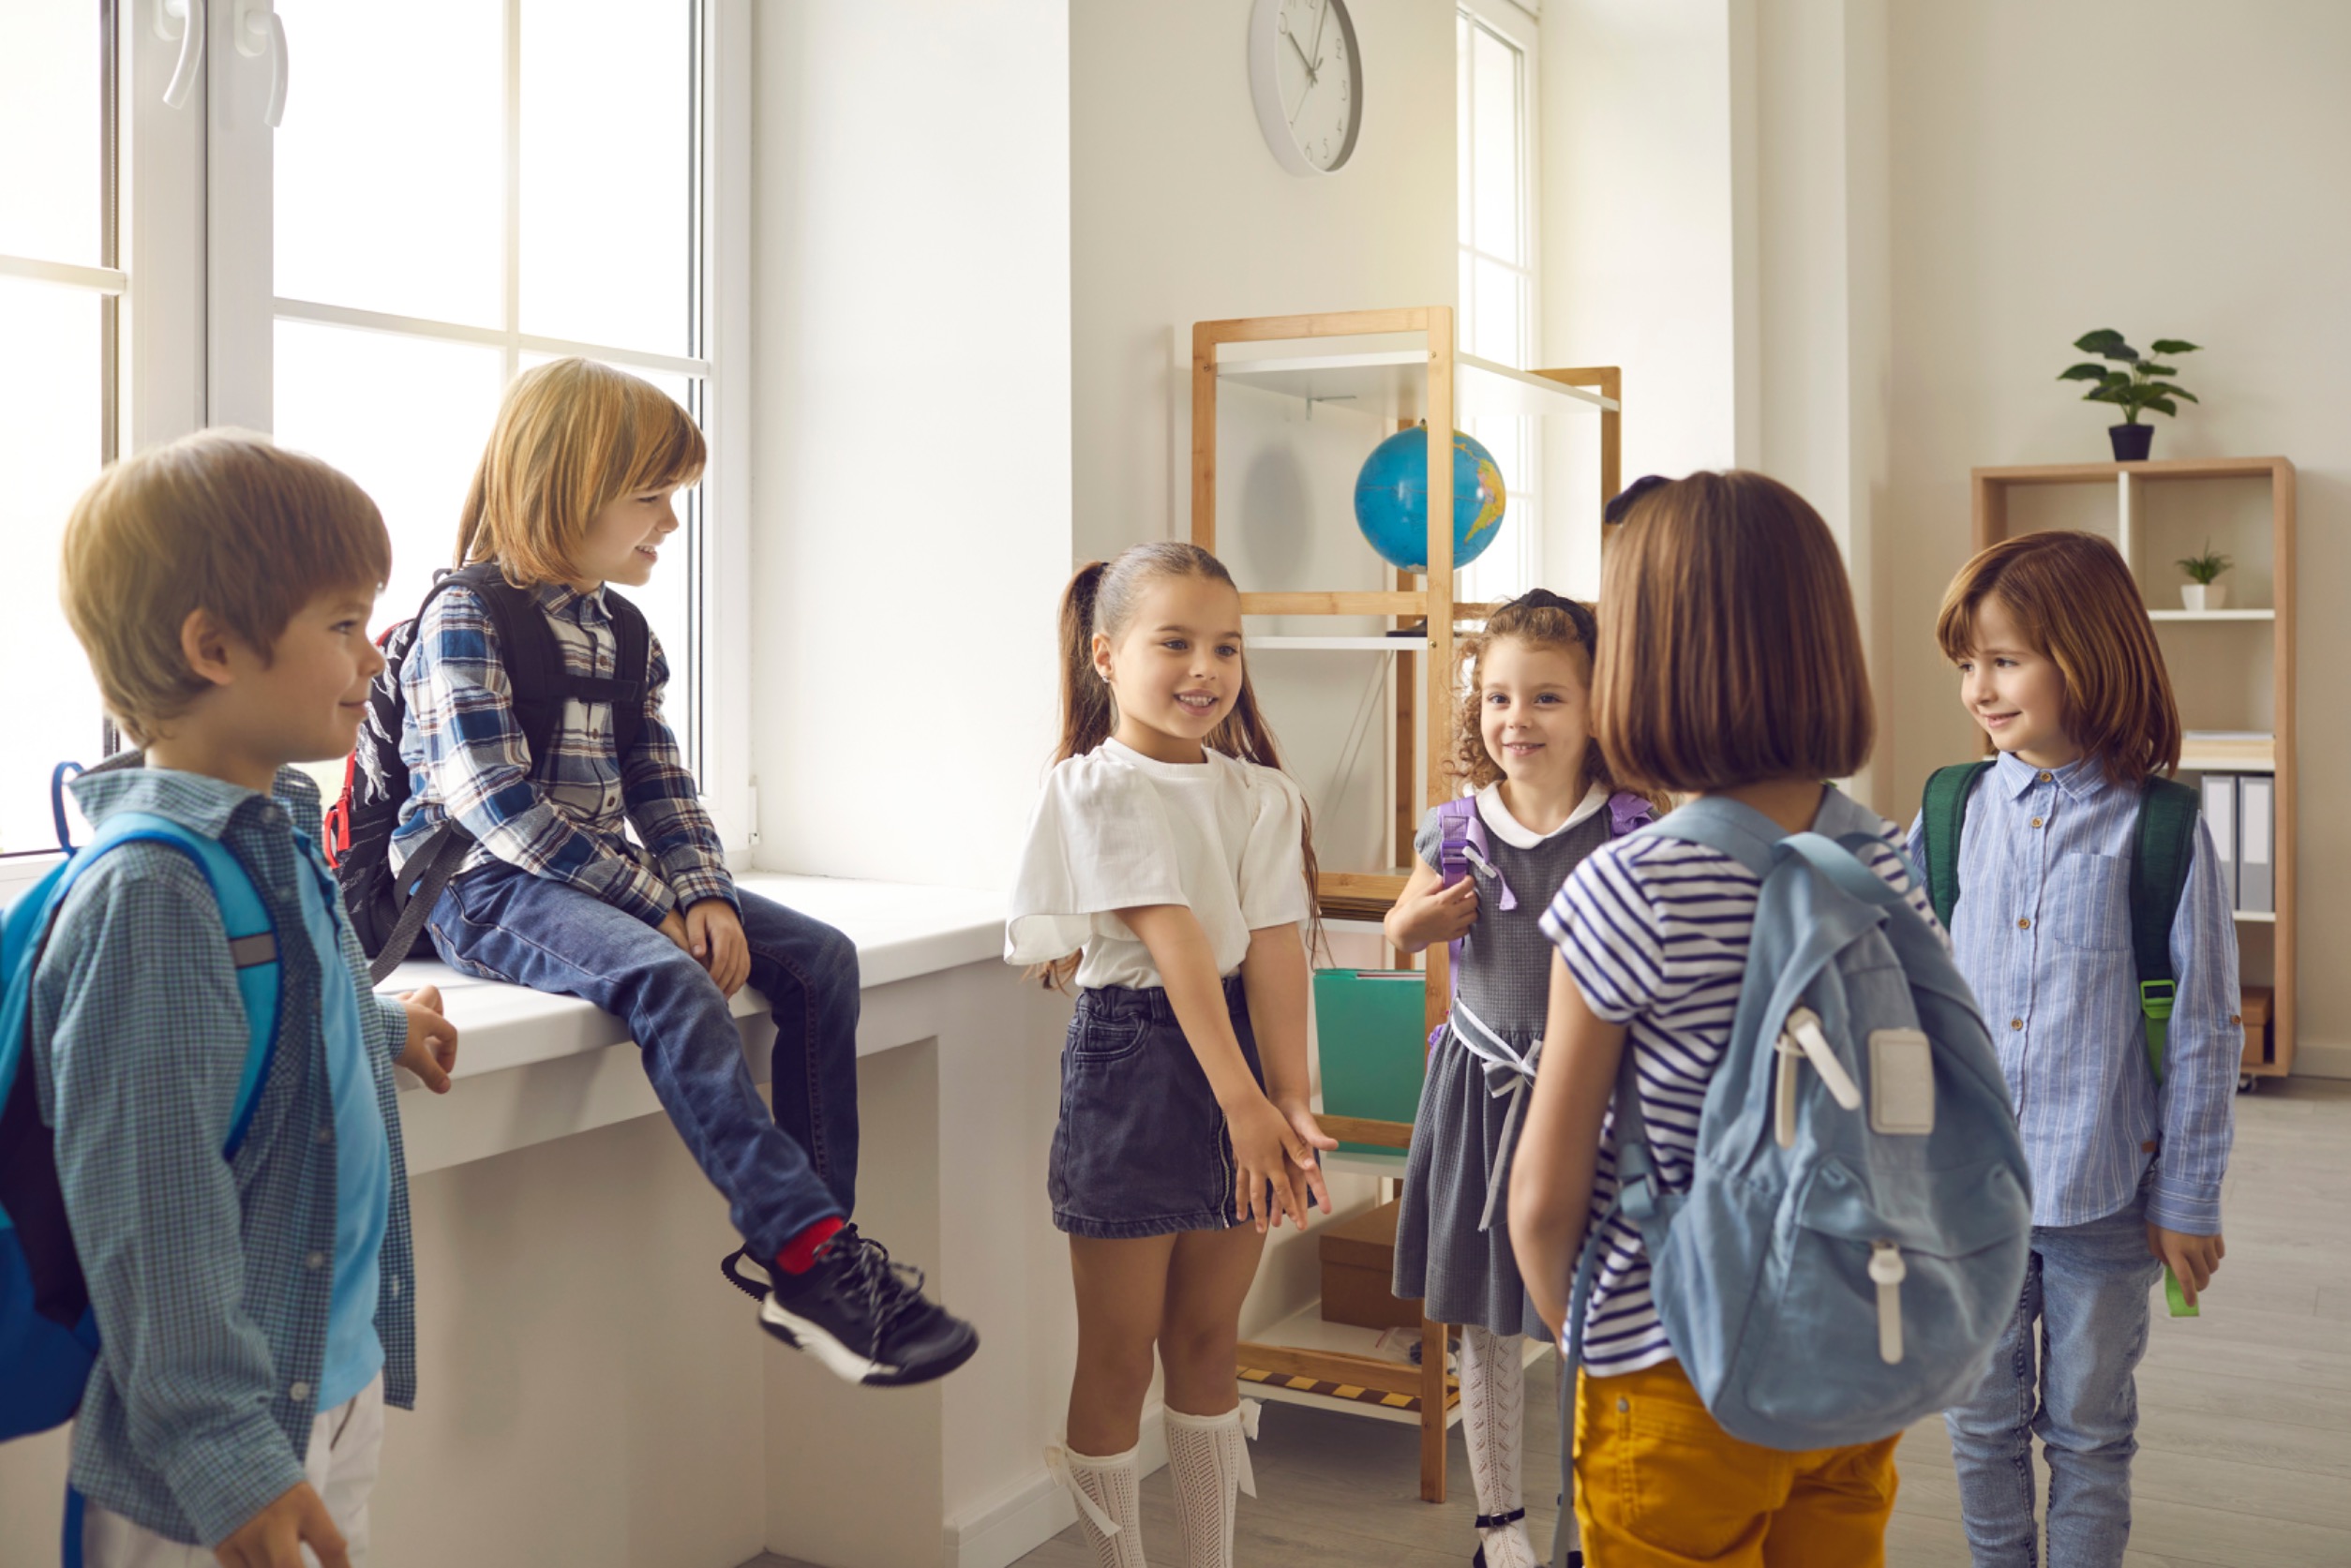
[1449,589,1626,799]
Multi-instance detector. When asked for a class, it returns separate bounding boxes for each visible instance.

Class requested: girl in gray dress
[1385,590,1653,1568]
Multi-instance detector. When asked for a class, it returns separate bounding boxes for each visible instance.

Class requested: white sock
[1461,1325,1537,1568]
[1164,1400,1260,1568]
[1045,1441,1146,1568]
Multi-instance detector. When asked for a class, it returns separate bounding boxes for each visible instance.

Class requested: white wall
[749,1,1071,889]
[1880,0,2350,1068]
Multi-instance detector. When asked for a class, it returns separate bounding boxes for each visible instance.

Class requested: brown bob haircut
[59,429,390,745]
[1936,530,2180,783]
[1593,470,1874,793]
[455,357,706,586]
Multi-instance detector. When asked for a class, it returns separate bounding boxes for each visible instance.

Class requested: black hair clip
[1603,473,1672,527]
[1501,588,1599,648]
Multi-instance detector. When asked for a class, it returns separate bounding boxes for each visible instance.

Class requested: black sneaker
[718,1228,979,1387]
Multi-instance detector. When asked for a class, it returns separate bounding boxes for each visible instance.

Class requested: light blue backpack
[1552,789,2030,1566]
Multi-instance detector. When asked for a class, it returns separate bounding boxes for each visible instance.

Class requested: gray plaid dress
[1391,795,1612,1335]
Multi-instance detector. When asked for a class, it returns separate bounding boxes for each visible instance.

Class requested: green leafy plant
[2176,541,2232,586]
[2059,330,2201,425]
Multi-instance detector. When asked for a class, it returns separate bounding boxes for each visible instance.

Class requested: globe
[1352,426,1507,575]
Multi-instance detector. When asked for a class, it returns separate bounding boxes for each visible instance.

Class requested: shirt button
[289,1381,311,1403]
[315,1125,333,1144]
[389,1277,403,1298]
[2037,770,2054,783]
[306,1251,326,1270]
[2010,1018,2025,1031]
[2030,816,2044,829]
[2016,918,2031,931]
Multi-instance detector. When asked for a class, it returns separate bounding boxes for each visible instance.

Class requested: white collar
[1475,781,1609,849]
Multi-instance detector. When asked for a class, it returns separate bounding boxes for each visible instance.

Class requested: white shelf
[1215,347,1617,421]
[2148,608,2274,621]
[1250,635,1426,651]
[2235,909,2278,924]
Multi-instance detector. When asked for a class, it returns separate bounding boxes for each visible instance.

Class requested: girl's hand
[1390,875,1478,952]
[1224,1092,1318,1233]
[215,1481,349,1568]
[395,984,459,1094]
[1275,1098,1340,1221]
[684,899,752,997]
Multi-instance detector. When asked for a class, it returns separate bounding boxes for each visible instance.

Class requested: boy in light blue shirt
[35,431,458,1567]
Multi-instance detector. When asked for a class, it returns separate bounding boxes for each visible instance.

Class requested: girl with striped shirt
[1508,471,1932,1568]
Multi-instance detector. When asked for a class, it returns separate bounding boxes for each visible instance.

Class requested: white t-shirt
[1005,739,1310,992]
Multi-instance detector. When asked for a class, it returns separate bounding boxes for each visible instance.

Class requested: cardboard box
[2240,985,2274,1071]
[1319,1198,1421,1330]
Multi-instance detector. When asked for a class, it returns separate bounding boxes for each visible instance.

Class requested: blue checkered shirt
[1907,751,2239,1234]
[29,767,417,1547]
[391,576,734,925]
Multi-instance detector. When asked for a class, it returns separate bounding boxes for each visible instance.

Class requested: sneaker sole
[758,1298,981,1388]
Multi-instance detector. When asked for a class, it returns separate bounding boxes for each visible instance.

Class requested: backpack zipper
[1868,1241,1907,1364]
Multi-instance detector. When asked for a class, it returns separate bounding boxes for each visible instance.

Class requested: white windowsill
[375,873,1008,1084]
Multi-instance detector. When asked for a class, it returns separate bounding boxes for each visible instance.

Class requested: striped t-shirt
[1537,814,1939,1378]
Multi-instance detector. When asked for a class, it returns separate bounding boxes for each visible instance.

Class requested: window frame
[0,0,752,892]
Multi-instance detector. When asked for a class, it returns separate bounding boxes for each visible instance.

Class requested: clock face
[1252,0,1362,176]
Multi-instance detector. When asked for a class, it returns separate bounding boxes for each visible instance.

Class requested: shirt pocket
[2047,851,2131,952]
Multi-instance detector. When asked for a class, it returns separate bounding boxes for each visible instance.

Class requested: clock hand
[1307,0,1330,80]
[1284,26,1320,86]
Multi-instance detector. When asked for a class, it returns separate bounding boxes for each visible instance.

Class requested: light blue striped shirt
[1906,751,2239,1235]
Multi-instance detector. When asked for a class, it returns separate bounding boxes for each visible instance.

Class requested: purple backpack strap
[1607,789,1656,838]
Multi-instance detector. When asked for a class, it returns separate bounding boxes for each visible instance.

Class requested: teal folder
[1313,968,1431,1156]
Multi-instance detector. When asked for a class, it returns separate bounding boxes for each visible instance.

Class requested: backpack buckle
[2138,979,2176,1023]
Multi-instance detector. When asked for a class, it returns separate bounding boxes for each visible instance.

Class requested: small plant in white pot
[2177,542,2232,611]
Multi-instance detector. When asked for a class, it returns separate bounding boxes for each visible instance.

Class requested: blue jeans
[1944,1188,2163,1568]
[427,863,859,1259]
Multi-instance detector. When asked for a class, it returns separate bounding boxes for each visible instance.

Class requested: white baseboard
[948,1399,1169,1568]
[2286,1038,2351,1080]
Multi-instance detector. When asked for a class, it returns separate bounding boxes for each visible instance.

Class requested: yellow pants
[1571,1361,1902,1567]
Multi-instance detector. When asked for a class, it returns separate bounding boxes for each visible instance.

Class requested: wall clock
[1248,0,1362,176]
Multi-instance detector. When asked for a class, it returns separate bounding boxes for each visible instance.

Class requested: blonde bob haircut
[1936,530,2180,784]
[59,429,389,745]
[1593,470,1875,794]
[456,357,707,585]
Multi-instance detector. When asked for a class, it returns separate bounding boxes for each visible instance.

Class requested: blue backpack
[0,763,280,1446]
[1551,789,2030,1567]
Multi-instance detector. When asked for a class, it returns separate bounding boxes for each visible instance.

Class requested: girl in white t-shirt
[1007,541,1334,1568]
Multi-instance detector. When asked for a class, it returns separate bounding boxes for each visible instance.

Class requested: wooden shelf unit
[1970,455,2297,1077]
[1193,306,1622,1502]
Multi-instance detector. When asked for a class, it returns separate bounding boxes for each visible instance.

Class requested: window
[1456,2,1539,605]
[0,2,744,871]
[0,1,119,855]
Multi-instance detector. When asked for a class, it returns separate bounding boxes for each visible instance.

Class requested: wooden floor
[755,1078,2351,1567]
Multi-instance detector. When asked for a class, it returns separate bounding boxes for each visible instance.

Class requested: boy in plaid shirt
[395,359,975,1387]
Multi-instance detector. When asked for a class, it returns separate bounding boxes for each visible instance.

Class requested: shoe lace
[831,1227,930,1351]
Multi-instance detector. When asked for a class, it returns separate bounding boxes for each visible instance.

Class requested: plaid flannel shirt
[390,577,735,925]
[30,767,417,1547]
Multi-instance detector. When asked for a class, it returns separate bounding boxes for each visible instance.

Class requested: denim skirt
[1050,976,1267,1239]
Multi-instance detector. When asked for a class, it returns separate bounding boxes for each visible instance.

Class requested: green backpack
[1919,760,2203,1316]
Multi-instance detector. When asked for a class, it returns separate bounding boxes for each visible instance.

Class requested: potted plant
[2059,330,2200,460]
[2176,541,2232,611]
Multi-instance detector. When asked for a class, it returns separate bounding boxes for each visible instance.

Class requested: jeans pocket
[1068,1014,1149,1065]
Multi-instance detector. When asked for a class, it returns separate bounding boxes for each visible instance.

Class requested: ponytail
[1053,560,1116,766]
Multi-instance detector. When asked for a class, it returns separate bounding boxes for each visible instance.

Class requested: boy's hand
[1392,876,1478,951]
[2149,1224,2224,1307]
[684,899,751,997]
[396,984,459,1094]
[215,1481,348,1568]
[657,908,694,956]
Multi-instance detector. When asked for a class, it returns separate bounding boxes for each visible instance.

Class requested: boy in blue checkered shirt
[393,360,975,1387]
[40,431,459,1567]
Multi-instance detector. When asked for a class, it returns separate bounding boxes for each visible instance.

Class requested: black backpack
[324,562,649,982]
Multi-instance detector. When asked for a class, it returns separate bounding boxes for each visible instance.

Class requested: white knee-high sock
[1460,1325,1538,1568]
[1045,1442,1146,1568]
[1164,1400,1260,1568]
